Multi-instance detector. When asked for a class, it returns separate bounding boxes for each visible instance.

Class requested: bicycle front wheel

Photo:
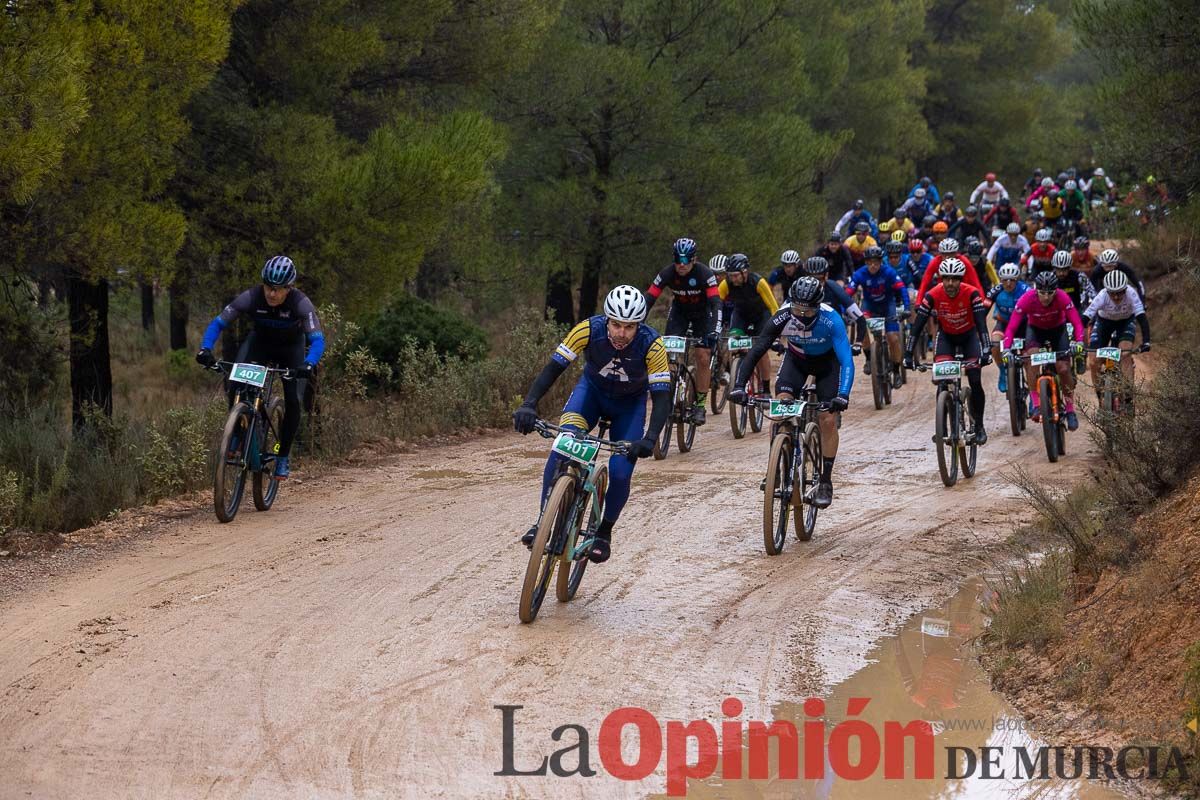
[960,395,978,479]
[214,403,254,523]
[557,465,606,603]
[871,341,885,410]
[935,389,959,487]
[1039,378,1059,463]
[710,350,731,414]
[677,369,697,453]
[796,422,822,541]
[762,432,793,555]
[252,398,285,511]
[520,476,574,623]
[654,376,675,460]
[1007,361,1023,436]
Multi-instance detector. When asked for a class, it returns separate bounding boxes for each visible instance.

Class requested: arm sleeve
[522,360,568,408]
[890,273,909,308]
[718,280,729,301]
[1065,301,1085,342]
[1136,312,1151,343]
[972,294,989,341]
[915,260,936,307]
[908,297,932,349]
[644,390,671,442]
[986,240,1000,263]
[756,278,779,314]
[832,321,854,397]
[644,268,668,310]
[304,332,326,366]
[735,314,784,388]
[200,316,225,351]
[1002,303,1026,349]
[201,289,256,349]
[835,210,854,233]
[706,291,721,336]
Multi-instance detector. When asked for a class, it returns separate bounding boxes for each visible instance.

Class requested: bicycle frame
[212,360,292,471]
[536,421,628,558]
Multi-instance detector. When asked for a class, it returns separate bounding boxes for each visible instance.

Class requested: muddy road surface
[1,373,1099,799]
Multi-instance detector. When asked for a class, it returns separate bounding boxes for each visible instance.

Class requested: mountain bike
[653,335,701,459]
[865,316,894,409]
[205,361,292,522]
[913,355,978,488]
[1028,348,1073,463]
[727,334,766,438]
[750,387,830,554]
[1004,336,1029,436]
[519,420,630,623]
[1089,345,1146,419]
[709,336,732,415]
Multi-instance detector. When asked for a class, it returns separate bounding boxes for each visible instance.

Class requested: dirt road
[0,372,1095,799]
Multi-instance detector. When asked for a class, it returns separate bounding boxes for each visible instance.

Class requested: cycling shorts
[666,305,708,338]
[862,302,899,333]
[776,351,840,402]
[934,329,983,367]
[1024,322,1070,355]
[729,309,771,338]
[1089,317,1136,348]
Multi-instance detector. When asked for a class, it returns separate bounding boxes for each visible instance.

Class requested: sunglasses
[791,305,819,318]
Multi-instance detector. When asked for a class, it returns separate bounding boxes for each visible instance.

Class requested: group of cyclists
[185,169,1154,567]
[508,169,1154,565]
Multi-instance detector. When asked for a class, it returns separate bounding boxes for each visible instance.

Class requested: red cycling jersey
[1022,242,1056,266]
[915,254,984,306]
[916,283,987,335]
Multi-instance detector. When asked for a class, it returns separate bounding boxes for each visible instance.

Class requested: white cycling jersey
[1084,289,1145,321]
[970,181,1009,205]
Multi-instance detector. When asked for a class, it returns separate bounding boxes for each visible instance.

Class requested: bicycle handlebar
[207,360,299,380]
[534,419,633,455]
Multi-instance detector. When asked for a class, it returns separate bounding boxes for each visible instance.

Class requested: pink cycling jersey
[1002,289,1084,349]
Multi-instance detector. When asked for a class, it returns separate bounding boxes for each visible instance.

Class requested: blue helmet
[261,256,296,287]
[673,237,697,264]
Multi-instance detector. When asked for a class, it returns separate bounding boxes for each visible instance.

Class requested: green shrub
[984,552,1070,649]
[355,294,488,378]
[0,293,64,405]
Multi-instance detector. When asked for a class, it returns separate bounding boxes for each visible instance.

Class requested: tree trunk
[577,103,613,319]
[67,271,113,427]
[169,278,188,350]
[140,282,155,332]
[544,268,574,325]
[578,244,604,319]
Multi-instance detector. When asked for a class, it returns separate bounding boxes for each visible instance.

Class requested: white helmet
[1041,177,1053,188]
[914,187,927,199]
[709,254,728,273]
[1035,228,1052,242]
[1052,250,1073,269]
[1103,269,1128,292]
[1065,180,1078,191]
[1094,167,1106,177]
[780,249,801,265]
[938,237,959,254]
[604,285,648,323]
[998,263,1020,280]
[938,257,967,278]
[1098,248,1119,265]
[1006,222,1020,235]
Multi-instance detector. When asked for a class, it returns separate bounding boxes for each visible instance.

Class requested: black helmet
[884,240,904,254]
[262,256,297,287]
[943,191,956,201]
[965,204,979,216]
[789,276,824,306]
[1073,235,1090,249]
[1034,271,1058,291]
[853,198,864,209]
[828,230,843,243]
[922,214,937,227]
[804,256,829,275]
[999,196,1011,207]
[853,221,869,234]
[864,245,884,260]
[920,176,932,187]
[726,253,750,272]
[966,240,984,256]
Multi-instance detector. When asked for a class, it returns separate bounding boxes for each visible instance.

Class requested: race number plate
[931,361,962,381]
[1030,351,1057,366]
[230,363,268,388]
[866,317,886,333]
[662,336,687,354]
[728,336,753,351]
[551,433,599,466]
[921,617,952,638]
[1097,347,1122,362]
[1011,337,1024,351]
[769,400,802,417]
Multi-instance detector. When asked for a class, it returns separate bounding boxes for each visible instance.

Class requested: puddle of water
[651,579,1128,800]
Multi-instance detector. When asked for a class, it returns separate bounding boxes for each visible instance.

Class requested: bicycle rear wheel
[1039,379,1059,463]
[748,370,765,433]
[935,389,959,487]
[677,369,697,453]
[557,465,605,602]
[654,374,676,460]
[729,356,749,438]
[881,345,893,405]
[252,398,285,511]
[710,349,730,414]
[796,423,821,541]
[960,395,978,479]
[520,475,574,623]
[762,432,793,555]
[214,403,253,523]
[871,342,885,410]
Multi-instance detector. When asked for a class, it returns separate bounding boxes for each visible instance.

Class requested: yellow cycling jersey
[844,234,878,257]
[552,316,671,398]
[718,275,779,316]
[1041,195,1064,220]
[879,218,915,236]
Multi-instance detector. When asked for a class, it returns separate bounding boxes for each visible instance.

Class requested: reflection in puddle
[649,579,1126,799]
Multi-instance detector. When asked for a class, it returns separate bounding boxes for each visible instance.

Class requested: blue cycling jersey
[887,254,917,288]
[986,281,1031,324]
[848,265,910,311]
[992,244,1023,267]
[759,306,854,396]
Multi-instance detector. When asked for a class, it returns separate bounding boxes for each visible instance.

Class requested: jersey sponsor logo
[689,278,697,286]
[597,358,631,382]
[554,343,580,362]
[649,370,671,383]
